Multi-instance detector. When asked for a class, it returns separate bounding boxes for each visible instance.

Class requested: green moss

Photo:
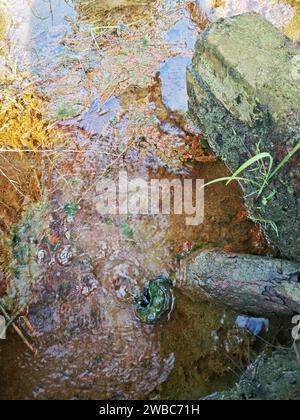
[4,201,50,310]
[64,202,78,221]
[281,281,300,303]
[120,222,134,239]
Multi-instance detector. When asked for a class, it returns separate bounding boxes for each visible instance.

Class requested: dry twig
[0,301,37,356]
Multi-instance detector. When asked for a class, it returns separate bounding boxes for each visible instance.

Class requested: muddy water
[0,0,286,400]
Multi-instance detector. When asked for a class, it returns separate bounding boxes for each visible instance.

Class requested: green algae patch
[64,202,78,222]
[3,201,50,311]
[0,3,6,35]
[0,9,5,37]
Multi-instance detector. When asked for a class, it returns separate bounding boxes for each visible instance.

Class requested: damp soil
[0,0,294,400]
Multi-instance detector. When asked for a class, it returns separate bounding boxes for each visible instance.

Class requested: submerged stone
[133,276,175,324]
[61,97,121,136]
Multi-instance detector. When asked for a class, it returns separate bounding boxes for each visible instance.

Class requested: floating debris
[76,0,152,25]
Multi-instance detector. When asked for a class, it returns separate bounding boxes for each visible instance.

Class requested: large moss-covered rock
[187,12,300,261]
[204,350,300,400]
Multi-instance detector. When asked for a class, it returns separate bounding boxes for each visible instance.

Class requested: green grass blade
[201,177,259,189]
[226,152,273,186]
[269,142,300,180]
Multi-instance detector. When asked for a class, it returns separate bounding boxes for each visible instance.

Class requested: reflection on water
[61,96,122,135]
[160,56,192,113]
[0,0,286,400]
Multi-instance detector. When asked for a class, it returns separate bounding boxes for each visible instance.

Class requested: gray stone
[187,12,300,261]
[176,251,300,315]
